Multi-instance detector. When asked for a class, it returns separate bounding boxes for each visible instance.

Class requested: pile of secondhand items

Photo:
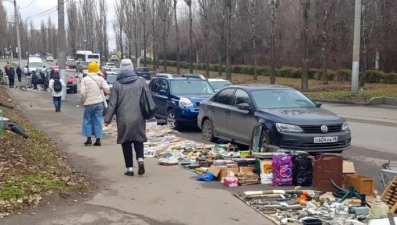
[235,178,395,225]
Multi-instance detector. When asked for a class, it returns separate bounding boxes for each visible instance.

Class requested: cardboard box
[218,167,239,182]
[208,165,221,177]
[343,161,356,174]
[239,167,255,173]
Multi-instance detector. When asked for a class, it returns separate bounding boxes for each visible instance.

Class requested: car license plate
[314,136,338,143]
[67,87,70,90]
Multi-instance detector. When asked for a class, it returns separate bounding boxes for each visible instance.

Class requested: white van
[24,57,43,75]
[120,59,134,71]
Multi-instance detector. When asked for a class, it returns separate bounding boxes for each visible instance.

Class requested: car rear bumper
[273,131,352,152]
[138,73,151,80]
[67,84,77,92]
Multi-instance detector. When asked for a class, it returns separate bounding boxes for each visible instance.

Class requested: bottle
[371,195,389,218]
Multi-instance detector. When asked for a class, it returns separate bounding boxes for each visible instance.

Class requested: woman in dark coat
[31,71,38,90]
[104,70,148,176]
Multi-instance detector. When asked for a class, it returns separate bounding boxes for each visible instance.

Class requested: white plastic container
[370,196,389,218]
[260,173,273,184]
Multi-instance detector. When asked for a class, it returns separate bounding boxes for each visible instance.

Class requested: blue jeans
[53,96,61,111]
[82,103,103,138]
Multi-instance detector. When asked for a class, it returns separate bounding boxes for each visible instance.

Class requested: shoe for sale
[138,162,145,176]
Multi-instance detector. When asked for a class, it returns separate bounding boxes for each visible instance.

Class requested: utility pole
[351,0,362,94]
[13,0,22,67]
[58,0,67,101]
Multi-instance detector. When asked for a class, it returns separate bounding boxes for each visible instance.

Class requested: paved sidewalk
[1,85,270,224]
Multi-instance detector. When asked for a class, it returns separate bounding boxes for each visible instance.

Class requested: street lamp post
[2,0,22,67]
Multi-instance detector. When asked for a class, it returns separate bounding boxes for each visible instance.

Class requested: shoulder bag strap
[88,76,102,91]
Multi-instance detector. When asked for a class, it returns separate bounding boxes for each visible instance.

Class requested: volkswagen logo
[321,125,328,133]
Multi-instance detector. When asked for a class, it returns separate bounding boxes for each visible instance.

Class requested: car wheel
[260,128,272,152]
[166,109,179,130]
[202,119,216,142]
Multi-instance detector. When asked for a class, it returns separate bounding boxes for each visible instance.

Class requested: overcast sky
[4,0,117,51]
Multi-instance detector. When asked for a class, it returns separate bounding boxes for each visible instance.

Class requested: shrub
[334,69,351,82]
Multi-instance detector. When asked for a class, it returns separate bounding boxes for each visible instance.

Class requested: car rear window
[251,89,316,109]
[209,80,232,90]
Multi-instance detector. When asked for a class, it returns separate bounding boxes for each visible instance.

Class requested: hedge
[150,60,397,84]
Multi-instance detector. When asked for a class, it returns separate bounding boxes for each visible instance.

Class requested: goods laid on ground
[104,121,396,225]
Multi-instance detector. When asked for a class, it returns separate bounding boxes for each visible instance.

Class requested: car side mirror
[314,102,322,108]
[237,103,252,111]
[159,90,167,96]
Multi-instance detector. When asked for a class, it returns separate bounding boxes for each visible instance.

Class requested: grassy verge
[152,65,397,102]
[0,87,89,214]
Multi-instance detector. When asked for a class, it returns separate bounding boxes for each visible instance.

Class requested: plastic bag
[292,153,313,186]
[196,172,215,182]
[272,153,293,186]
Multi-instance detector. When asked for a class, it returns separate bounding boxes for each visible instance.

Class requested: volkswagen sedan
[197,85,351,153]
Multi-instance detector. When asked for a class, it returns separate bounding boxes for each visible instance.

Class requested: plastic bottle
[371,195,389,218]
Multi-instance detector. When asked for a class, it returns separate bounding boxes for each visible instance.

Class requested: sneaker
[84,140,92,146]
[124,171,134,176]
[138,162,145,176]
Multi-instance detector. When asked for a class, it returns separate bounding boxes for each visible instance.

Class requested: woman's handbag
[139,78,157,119]
[88,76,108,117]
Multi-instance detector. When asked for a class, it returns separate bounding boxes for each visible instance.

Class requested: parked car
[135,67,151,80]
[208,78,233,92]
[104,62,116,69]
[149,74,215,130]
[110,68,122,75]
[197,85,351,153]
[46,56,54,62]
[65,69,78,93]
[77,61,89,72]
[66,59,77,68]
[109,55,119,62]
[105,74,117,101]
[78,70,88,83]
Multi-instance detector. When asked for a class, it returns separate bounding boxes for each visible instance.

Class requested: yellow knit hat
[88,62,99,73]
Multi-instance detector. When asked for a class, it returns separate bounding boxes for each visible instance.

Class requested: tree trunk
[205,35,209,78]
[174,0,181,74]
[225,0,232,81]
[321,0,329,85]
[188,1,193,73]
[301,0,310,91]
[250,2,257,80]
[218,49,223,77]
[270,4,277,84]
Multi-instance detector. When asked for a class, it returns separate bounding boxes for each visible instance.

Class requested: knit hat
[88,62,99,73]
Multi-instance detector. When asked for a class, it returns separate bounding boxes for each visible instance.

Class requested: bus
[75,50,100,66]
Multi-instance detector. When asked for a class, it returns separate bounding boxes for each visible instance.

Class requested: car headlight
[275,123,303,133]
[179,97,193,107]
[341,121,349,131]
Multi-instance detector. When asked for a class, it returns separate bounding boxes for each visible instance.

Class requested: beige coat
[80,73,110,106]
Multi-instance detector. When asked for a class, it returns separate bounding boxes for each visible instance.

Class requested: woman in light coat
[80,62,110,146]
[104,70,148,176]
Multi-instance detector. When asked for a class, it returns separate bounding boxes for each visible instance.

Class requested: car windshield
[107,75,117,84]
[170,80,214,95]
[251,89,316,109]
[209,80,232,90]
[66,71,75,77]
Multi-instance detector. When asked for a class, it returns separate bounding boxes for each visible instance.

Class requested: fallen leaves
[0,87,91,216]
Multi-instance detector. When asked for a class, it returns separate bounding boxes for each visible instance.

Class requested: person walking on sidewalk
[8,67,15,88]
[49,72,66,112]
[16,66,22,82]
[32,71,38,90]
[104,70,147,176]
[4,62,10,74]
[80,62,110,147]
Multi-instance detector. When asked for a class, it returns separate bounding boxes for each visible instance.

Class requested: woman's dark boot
[93,138,101,146]
[84,137,92,146]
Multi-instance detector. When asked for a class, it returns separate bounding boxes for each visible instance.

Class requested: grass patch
[0,86,89,214]
[155,65,397,102]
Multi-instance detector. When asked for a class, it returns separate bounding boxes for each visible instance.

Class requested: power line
[20,0,37,9]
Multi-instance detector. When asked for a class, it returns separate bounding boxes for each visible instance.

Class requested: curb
[311,98,367,106]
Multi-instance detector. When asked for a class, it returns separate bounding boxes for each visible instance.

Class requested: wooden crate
[381,176,397,213]
[345,174,374,195]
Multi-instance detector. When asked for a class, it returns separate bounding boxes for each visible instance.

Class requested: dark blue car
[197,84,351,153]
[149,74,215,130]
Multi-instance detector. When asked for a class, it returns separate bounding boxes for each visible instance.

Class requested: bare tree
[300,0,310,91]
[184,0,193,73]
[67,0,79,56]
[268,0,279,84]
[140,0,150,66]
[114,0,125,56]
[151,0,159,70]
[159,0,173,71]
[99,0,108,61]
[224,0,236,81]
[244,0,260,80]
[198,0,211,77]
[173,0,181,74]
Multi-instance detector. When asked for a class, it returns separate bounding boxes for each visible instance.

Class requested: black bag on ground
[53,79,62,92]
[139,78,157,119]
[292,153,313,186]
